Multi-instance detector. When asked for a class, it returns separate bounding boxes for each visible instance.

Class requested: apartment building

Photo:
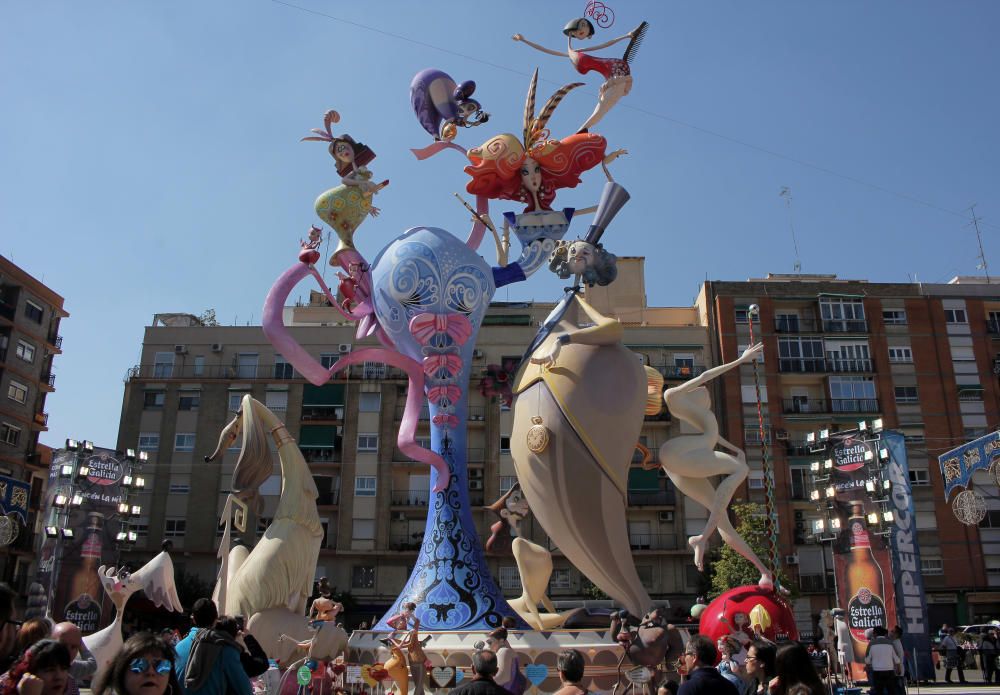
[697,274,1000,627]
[0,255,68,588]
[114,259,715,617]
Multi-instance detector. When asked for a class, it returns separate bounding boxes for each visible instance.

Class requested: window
[351,565,376,589]
[673,353,695,369]
[945,308,968,324]
[980,510,1000,528]
[882,309,907,325]
[636,565,654,589]
[355,476,376,496]
[777,337,824,372]
[357,434,378,452]
[500,435,511,453]
[888,347,913,363]
[549,568,571,590]
[193,355,205,377]
[775,313,800,332]
[748,474,765,490]
[920,558,944,575]
[894,386,919,404]
[7,381,27,404]
[169,483,191,494]
[138,433,159,452]
[174,433,195,452]
[320,353,338,369]
[744,426,771,445]
[789,467,809,500]
[237,353,258,379]
[828,376,877,412]
[819,298,866,331]
[0,423,21,447]
[353,519,376,540]
[14,340,35,363]
[133,521,149,538]
[499,476,517,494]
[498,566,522,591]
[265,391,288,411]
[228,392,248,412]
[143,391,165,409]
[178,392,200,410]
[24,300,43,323]
[359,393,381,412]
[273,355,294,379]
[958,387,984,402]
[153,352,174,378]
[741,384,767,403]
[164,519,186,538]
[363,361,386,379]
[909,469,930,486]
[734,308,749,324]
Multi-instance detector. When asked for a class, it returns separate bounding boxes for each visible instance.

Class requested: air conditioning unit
[658,511,674,522]
[785,554,799,565]
[473,349,484,359]
[775,429,789,441]
[468,468,484,480]
[469,480,484,491]
[211,343,224,353]
[338,344,352,353]
[174,344,188,354]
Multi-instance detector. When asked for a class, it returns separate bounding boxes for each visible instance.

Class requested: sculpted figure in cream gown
[658,342,774,589]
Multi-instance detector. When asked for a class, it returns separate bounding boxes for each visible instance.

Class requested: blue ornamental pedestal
[368,227,527,631]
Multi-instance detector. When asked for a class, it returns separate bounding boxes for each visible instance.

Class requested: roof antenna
[969,203,990,283]
[779,187,801,273]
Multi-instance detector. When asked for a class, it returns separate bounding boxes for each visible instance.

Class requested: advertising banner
[826,430,930,679]
[36,446,131,634]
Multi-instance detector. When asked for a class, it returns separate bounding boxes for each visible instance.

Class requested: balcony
[988,320,1000,336]
[301,405,344,422]
[316,489,340,506]
[300,448,341,464]
[628,533,680,551]
[822,319,868,334]
[798,573,836,594]
[774,318,821,333]
[40,372,56,388]
[782,398,880,414]
[826,358,872,373]
[779,358,873,374]
[389,533,424,552]
[654,365,706,380]
[47,334,63,350]
[34,412,49,427]
[394,405,430,421]
[468,406,486,422]
[627,489,676,506]
[0,301,14,321]
[391,488,430,507]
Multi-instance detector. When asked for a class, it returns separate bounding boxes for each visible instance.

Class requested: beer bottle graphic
[845,502,886,653]
[68,512,105,605]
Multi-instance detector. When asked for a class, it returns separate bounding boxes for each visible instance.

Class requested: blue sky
[2,1,998,448]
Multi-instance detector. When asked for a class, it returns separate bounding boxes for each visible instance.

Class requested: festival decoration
[938,430,999,524]
[609,608,683,689]
[512,16,647,132]
[698,586,798,647]
[479,359,518,407]
[83,552,183,684]
[658,343,774,589]
[410,69,489,159]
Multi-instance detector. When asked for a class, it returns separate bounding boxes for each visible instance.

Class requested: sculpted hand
[529,335,568,367]
[604,149,628,164]
[740,342,764,363]
[512,34,523,41]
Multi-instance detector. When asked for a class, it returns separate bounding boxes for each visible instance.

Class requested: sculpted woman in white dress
[658,342,774,588]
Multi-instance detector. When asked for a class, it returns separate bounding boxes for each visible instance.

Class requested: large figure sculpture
[83,552,183,684]
[657,343,774,588]
[510,291,652,617]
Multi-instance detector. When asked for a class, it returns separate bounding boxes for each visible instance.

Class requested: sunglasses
[129,658,172,675]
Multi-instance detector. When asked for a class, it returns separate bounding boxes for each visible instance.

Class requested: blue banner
[883,431,934,680]
[0,475,31,523]
[937,430,1000,501]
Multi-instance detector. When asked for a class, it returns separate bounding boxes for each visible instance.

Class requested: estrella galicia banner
[937,430,1000,501]
[35,446,130,634]
[827,430,898,682]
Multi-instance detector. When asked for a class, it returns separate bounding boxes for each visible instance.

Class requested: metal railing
[126,362,407,381]
[628,533,680,550]
[653,365,706,379]
[798,573,835,593]
[41,372,56,387]
[301,405,344,421]
[825,358,872,373]
[48,334,63,349]
[389,534,423,551]
[34,412,49,426]
[987,319,1000,336]
[774,318,821,333]
[782,398,880,414]
[778,358,826,373]
[822,319,868,333]
[391,489,430,506]
[467,406,486,421]
[627,489,676,506]
[301,449,341,463]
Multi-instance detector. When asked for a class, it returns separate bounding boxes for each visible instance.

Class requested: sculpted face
[333,141,354,165]
[566,242,595,275]
[520,157,542,194]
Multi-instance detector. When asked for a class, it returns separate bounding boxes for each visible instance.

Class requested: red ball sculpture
[698,585,799,651]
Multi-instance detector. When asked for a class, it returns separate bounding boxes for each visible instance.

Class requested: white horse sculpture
[206,394,345,661]
[83,551,183,684]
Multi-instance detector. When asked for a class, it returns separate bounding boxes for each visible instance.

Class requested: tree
[198,309,219,326]
[709,501,796,599]
[174,568,215,611]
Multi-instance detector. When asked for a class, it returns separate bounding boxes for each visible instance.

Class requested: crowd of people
[935,623,1000,685]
